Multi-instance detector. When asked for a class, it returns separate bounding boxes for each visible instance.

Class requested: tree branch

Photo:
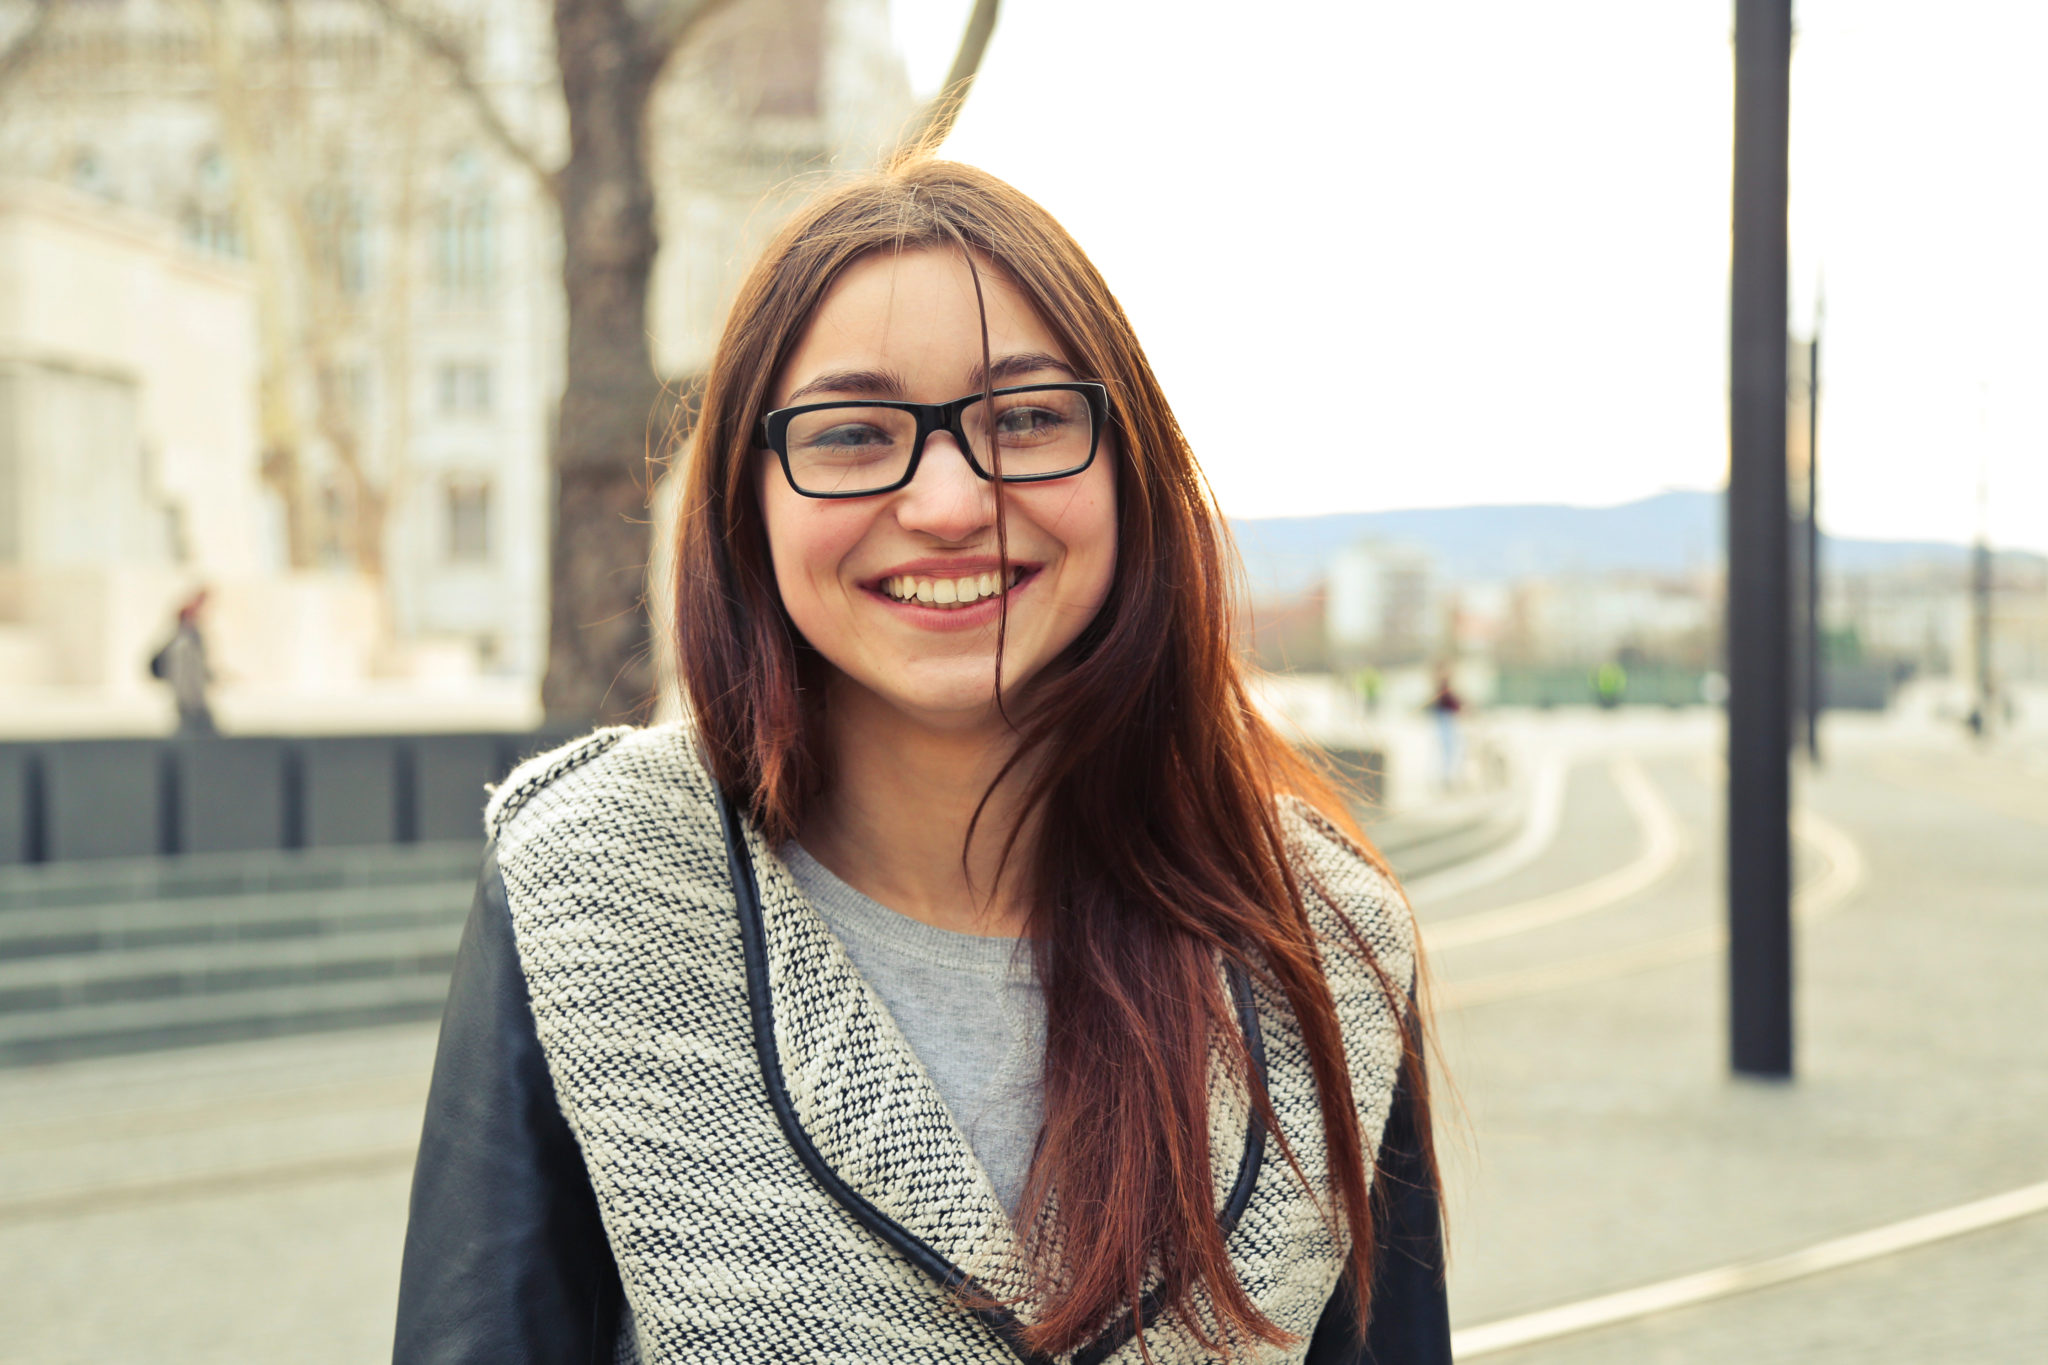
[628,0,743,77]
[896,0,999,157]
[354,0,561,197]
[0,0,58,90]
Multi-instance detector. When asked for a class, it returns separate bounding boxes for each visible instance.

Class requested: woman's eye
[995,406,1064,436]
[806,423,892,449]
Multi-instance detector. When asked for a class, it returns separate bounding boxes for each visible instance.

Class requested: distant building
[1826,553,2048,684]
[0,176,396,700]
[0,0,913,691]
[1501,573,1715,668]
[1326,541,1436,667]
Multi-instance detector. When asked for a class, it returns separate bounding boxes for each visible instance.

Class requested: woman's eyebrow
[969,352,1076,387]
[784,368,908,403]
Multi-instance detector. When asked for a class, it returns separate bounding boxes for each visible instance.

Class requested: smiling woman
[757,248,1118,738]
[394,158,1448,1365]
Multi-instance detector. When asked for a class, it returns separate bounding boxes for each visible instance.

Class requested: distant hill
[1225,490,2032,600]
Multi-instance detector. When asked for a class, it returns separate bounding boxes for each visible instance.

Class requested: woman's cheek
[780,508,874,637]
[1061,470,1119,619]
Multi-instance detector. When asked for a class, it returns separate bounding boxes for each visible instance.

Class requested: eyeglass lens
[782,387,1094,496]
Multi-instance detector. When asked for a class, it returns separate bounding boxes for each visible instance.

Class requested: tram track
[1453,1176,2048,1358]
[1429,742,2048,1359]
[1426,754,1866,1008]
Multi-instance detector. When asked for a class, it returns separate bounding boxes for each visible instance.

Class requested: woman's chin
[878,689,1011,734]
[833,669,1036,736]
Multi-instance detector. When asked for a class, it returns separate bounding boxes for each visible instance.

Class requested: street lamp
[1728,0,1794,1079]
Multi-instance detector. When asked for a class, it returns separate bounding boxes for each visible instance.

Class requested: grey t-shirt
[781,843,1046,1214]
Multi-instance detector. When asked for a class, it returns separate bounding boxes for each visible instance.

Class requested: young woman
[395,158,1448,1364]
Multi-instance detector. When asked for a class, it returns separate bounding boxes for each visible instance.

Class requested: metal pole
[1806,326,1822,763]
[1728,0,1794,1078]
[1973,534,1993,737]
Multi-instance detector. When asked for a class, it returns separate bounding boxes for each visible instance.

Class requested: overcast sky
[889,0,2048,552]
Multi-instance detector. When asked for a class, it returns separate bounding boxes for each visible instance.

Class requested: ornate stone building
[0,0,912,701]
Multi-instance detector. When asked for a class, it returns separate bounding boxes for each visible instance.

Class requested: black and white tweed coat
[466,723,1420,1364]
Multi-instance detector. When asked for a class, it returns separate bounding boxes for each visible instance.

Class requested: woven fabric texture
[486,724,1415,1364]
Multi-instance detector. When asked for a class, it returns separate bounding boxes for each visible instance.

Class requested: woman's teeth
[879,567,1026,608]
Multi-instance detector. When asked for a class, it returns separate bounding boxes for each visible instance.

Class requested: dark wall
[0,731,581,865]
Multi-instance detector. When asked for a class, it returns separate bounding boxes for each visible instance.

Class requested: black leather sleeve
[1304,1054,1453,1364]
[393,845,623,1364]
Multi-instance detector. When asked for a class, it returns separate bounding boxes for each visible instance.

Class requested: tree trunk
[544,0,672,724]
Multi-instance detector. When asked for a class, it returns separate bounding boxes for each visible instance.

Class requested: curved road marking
[1788,804,1867,922]
[1403,755,1570,906]
[1441,804,1866,1008]
[1454,1176,2048,1357]
[1423,756,1682,951]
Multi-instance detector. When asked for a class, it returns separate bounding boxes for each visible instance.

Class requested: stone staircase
[0,842,478,1066]
[0,772,1531,1068]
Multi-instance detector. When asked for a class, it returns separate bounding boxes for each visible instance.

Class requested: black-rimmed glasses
[759,381,1109,498]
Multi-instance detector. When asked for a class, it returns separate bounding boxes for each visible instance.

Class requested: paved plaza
[1,710,2043,1362]
[1426,715,2048,1360]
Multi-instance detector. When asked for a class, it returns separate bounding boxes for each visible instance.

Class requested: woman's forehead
[775,248,1068,404]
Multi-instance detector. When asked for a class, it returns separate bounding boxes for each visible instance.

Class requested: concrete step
[0,840,483,913]
[0,972,454,1067]
[0,849,475,1067]
[1366,787,1524,882]
[0,878,473,961]
[0,784,1525,1068]
[0,922,463,1015]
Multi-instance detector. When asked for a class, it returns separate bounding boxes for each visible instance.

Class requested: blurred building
[0,176,324,695]
[1825,551,2048,685]
[1498,572,1716,668]
[1325,540,1437,668]
[0,0,912,699]
[652,0,916,377]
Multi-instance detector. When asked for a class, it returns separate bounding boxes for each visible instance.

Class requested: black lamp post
[1728,0,1795,1078]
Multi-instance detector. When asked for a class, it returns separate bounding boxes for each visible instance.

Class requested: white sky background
[889,0,2048,552]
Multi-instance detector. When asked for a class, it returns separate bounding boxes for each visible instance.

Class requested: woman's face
[759,248,1118,733]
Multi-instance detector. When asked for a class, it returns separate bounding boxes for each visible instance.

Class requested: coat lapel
[743,821,1044,1308]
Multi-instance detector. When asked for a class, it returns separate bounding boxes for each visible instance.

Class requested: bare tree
[190,0,426,578]
[0,0,416,577]
[369,0,1000,724]
[191,0,321,569]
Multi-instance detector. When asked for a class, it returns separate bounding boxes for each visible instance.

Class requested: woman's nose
[892,432,995,541]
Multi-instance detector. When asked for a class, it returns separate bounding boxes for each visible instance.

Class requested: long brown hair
[674,157,1436,1357]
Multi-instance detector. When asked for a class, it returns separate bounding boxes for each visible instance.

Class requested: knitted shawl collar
[486,724,1413,1364]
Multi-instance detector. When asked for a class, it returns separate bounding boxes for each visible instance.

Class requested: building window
[434,152,495,306]
[70,148,114,199]
[309,186,373,297]
[182,149,244,258]
[318,481,352,569]
[446,478,490,564]
[435,362,492,416]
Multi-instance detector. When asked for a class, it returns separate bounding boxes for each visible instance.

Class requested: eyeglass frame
[758,381,1111,499]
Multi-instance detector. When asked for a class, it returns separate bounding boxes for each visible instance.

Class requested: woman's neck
[797,683,1038,939]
